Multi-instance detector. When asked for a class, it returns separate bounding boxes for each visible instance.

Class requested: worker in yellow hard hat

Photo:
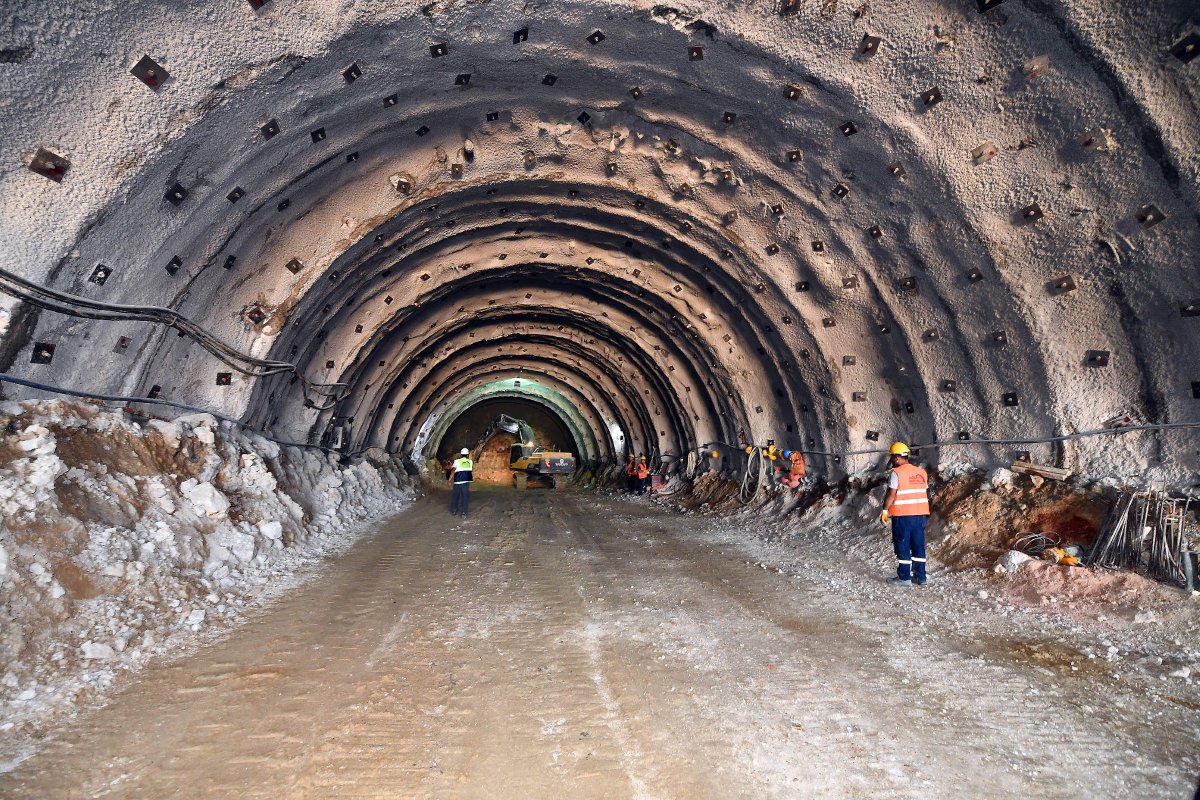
[880,442,930,586]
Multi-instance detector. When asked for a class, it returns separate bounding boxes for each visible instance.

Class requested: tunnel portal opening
[437,397,580,486]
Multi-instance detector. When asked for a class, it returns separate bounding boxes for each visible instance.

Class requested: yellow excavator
[476,414,576,489]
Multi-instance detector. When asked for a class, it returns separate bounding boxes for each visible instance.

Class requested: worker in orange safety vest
[636,455,650,495]
[625,453,638,494]
[779,450,806,488]
[879,441,930,586]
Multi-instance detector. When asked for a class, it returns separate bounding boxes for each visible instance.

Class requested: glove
[880,511,890,526]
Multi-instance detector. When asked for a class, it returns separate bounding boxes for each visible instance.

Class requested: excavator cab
[474,414,575,489]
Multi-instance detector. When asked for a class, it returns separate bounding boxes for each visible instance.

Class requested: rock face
[0,399,415,760]
[0,1,1196,488]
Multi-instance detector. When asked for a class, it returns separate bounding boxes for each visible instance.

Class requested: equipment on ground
[475,414,576,489]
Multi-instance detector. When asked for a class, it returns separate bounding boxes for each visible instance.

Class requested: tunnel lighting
[430,43,448,57]
[88,264,112,286]
[1136,204,1166,228]
[343,62,362,83]
[1003,392,1019,407]
[223,255,237,270]
[164,182,188,205]
[131,55,169,90]
[164,256,182,276]
[216,372,232,385]
[839,121,857,137]
[1086,350,1111,367]
[30,342,54,364]
[1172,32,1200,63]
[542,74,558,85]
[972,141,997,165]
[227,187,245,202]
[260,119,279,139]
[921,86,944,108]
[859,34,881,56]
[28,147,69,182]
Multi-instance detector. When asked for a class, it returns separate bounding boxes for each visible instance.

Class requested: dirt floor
[2,488,1198,799]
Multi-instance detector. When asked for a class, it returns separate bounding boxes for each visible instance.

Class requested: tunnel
[1,1,1199,797]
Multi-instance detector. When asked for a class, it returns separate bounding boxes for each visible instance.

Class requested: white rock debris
[0,399,415,767]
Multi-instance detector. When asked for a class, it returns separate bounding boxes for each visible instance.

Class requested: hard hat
[461,448,470,455]
[889,442,910,456]
[782,450,791,459]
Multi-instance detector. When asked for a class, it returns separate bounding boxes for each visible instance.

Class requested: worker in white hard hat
[449,447,473,519]
[880,441,930,586]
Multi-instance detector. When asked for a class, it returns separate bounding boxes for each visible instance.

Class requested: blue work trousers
[891,514,927,581]
[450,482,470,517]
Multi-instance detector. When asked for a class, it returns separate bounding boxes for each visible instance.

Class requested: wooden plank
[1010,460,1072,480]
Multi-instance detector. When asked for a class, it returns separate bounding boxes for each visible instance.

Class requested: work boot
[887,576,913,587]
[912,577,928,586]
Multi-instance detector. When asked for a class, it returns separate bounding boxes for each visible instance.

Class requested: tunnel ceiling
[1,0,1199,481]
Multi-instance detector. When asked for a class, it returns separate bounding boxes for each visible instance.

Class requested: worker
[880,442,929,586]
[625,453,637,493]
[779,450,806,488]
[636,455,650,495]
[449,447,473,519]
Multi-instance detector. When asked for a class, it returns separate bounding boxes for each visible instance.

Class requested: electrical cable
[0,267,349,410]
[792,421,1200,459]
[0,373,355,455]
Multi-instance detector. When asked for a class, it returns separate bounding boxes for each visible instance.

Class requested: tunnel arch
[2,0,1197,486]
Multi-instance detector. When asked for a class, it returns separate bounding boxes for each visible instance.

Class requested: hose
[739,445,767,505]
[0,267,348,410]
[0,372,352,455]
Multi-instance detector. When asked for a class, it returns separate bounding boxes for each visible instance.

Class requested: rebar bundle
[1087,489,1195,586]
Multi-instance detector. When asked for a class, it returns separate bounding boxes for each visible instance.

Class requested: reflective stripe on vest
[888,463,929,516]
[453,458,473,483]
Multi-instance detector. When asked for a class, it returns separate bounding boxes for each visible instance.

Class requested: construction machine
[475,414,576,489]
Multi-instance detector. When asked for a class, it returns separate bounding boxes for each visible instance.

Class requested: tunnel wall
[1,0,1198,486]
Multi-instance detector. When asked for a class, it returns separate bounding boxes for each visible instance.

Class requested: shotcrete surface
[2,490,1196,799]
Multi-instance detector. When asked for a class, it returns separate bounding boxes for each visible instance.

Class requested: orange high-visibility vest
[789,452,806,478]
[888,462,930,516]
[636,463,650,479]
[626,459,637,476]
